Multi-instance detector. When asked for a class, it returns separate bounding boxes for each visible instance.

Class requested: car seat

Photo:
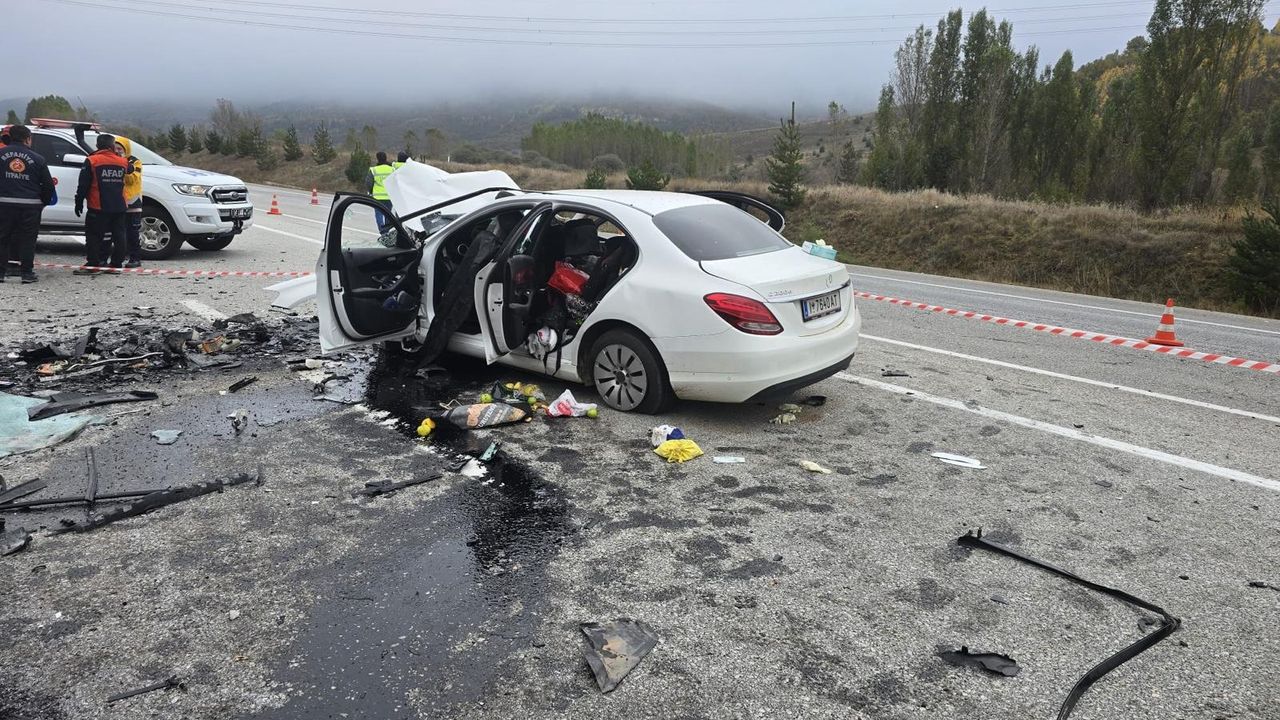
[579,236,636,303]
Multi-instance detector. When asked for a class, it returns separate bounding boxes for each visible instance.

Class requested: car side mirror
[61,153,87,166]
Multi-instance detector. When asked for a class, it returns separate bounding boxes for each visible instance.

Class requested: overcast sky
[10,0,1279,114]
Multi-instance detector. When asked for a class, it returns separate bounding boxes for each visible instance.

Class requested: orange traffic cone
[310,187,319,205]
[1144,298,1184,347]
[268,194,281,215]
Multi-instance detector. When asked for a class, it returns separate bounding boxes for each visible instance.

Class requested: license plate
[226,207,252,219]
[802,290,841,321]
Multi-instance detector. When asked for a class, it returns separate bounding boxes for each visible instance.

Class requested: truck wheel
[187,235,234,251]
[139,206,186,260]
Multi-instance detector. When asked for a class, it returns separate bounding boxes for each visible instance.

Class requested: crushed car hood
[386,160,519,232]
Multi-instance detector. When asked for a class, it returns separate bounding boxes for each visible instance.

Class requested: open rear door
[318,193,424,352]
[473,203,554,363]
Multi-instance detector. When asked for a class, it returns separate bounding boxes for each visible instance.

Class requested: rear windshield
[653,203,790,262]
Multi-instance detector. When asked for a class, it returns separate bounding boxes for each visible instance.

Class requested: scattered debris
[654,439,703,463]
[227,376,258,393]
[459,459,488,478]
[106,676,182,704]
[478,442,500,463]
[0,488,158,512]
[778,403,804,414]
[713,456,746,464]
[435,403,528,430]
[0,477,48,505]
[580,618,659,693]
[1247,581,1279,592]
[546,389,598,418]
[1093,480,1114,489]
[770,413,797,425]
[957,528,1181,720]
[881,368,911,377]
[151,430,183,445]
[991,594,1010,605]
[84,448,100,509]
[27,390,158,421]
[1,526,32,556]
[352,474,443,498]
[649,425,684,447]
[936,646,1021,677]
[932,452,986,469]
[1,392,100,459]
[800,395,827,407]
[798,460,832,474]
[228,409,249,436]
[416,418,436,437]
[55,467,263,535]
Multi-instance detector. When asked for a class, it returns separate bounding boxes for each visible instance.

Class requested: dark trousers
[85,210,127,267]
[0,204,42,274]
[126,211,142,262]
[374,199,394,234]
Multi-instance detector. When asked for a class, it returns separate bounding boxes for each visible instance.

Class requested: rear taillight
[704,293,782,335]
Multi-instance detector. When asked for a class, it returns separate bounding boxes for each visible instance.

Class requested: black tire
[187,234,234,251]
[588,329,673,414]
[138,205,186,260]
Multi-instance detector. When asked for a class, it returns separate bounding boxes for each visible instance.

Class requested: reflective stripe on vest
[369,164,394,200]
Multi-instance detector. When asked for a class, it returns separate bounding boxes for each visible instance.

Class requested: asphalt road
[1,182,1277,720]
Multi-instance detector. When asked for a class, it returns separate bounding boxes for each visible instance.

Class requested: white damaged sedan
[270,161,860,413]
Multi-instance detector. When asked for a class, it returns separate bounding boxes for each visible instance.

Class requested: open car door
[683,190,786,232]
[473,202,555,364]
[318,193,423,353]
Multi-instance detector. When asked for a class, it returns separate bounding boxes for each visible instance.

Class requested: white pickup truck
[22,118,253,260]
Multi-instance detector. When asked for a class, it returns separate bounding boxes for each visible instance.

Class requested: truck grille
[212,186,248,204]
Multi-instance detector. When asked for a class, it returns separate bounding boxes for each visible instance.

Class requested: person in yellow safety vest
[365,151,395,233]
[393,150,409,169]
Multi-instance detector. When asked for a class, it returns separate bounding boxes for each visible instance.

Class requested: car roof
[539,189,721,217]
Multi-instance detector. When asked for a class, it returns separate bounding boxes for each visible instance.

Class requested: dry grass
[180,151,1253,315]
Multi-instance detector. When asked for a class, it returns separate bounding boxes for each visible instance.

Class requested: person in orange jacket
[115,136,144,267]
[74,133,129,273]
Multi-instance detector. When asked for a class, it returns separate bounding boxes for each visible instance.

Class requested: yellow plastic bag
[654,439,703,463]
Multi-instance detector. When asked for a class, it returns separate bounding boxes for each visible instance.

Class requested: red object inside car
[549,261,589,296]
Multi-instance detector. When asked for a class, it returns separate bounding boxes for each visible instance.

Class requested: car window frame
[30,132,87,167]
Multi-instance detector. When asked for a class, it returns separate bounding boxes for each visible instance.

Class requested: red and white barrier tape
[854,290,1280,375]
[31,261,313,279]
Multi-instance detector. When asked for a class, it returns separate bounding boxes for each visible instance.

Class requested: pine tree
[360,125,378,152]
[236,126,262,157]
[836,141,860,184]
[312,124,337,164]
[402,129,418,156]
[1228,202,1280,311]
[282,125,304,161]
[1223,130,1257,202]
[5,109,19,125]
[256,146,280,172]
[828,101,841,125]
[625,160,670,191]
[346,148,371,187]
[766,106,807,209]
[187,129,204,154]
[150,133,169,152]
[166,124,186,153]
[206,130,224,154]
[584,167,607,189]
[863,85,899,189]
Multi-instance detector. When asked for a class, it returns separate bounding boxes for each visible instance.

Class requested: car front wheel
[138,206,186,260]
[589,329,673,414]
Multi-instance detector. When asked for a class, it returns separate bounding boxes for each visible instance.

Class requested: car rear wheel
[138,206,186,260]
[187,234,234,251]
[589,329,673,414]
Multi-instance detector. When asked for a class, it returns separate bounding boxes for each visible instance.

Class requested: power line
[104,0,1160,37]
[108,0,1167,25]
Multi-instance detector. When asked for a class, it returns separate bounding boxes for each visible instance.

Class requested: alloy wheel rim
[140,216,171,252]
[593,344,648,411]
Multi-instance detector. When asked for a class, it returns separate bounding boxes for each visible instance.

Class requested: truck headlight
[172,184,212,197]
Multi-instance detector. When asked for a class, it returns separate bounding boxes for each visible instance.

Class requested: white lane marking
[246,184,325,201]
[181,300,228,322]
[862,333,1280,424]
[849,271,1280,336]
[835,372,1280,493]
[281,213,380,236]
[250,224,323,245]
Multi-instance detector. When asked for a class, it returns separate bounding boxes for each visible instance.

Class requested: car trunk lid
[700,247,851,336]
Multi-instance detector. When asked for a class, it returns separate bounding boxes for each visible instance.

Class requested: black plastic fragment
[228,376,259,393]
[957,528,1181,720]
[28,390,159,421]
[1,526,31,556]
[84,448,99,508]
[106,675,181,704]
[801,395,827,407]
[0,478,48,505]
[580,618,659,693]
[1248,581,1279,592]
[54,467,263,534]
[937,645,1021,677]
[0,489,160,512]
[352,474,443,498]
